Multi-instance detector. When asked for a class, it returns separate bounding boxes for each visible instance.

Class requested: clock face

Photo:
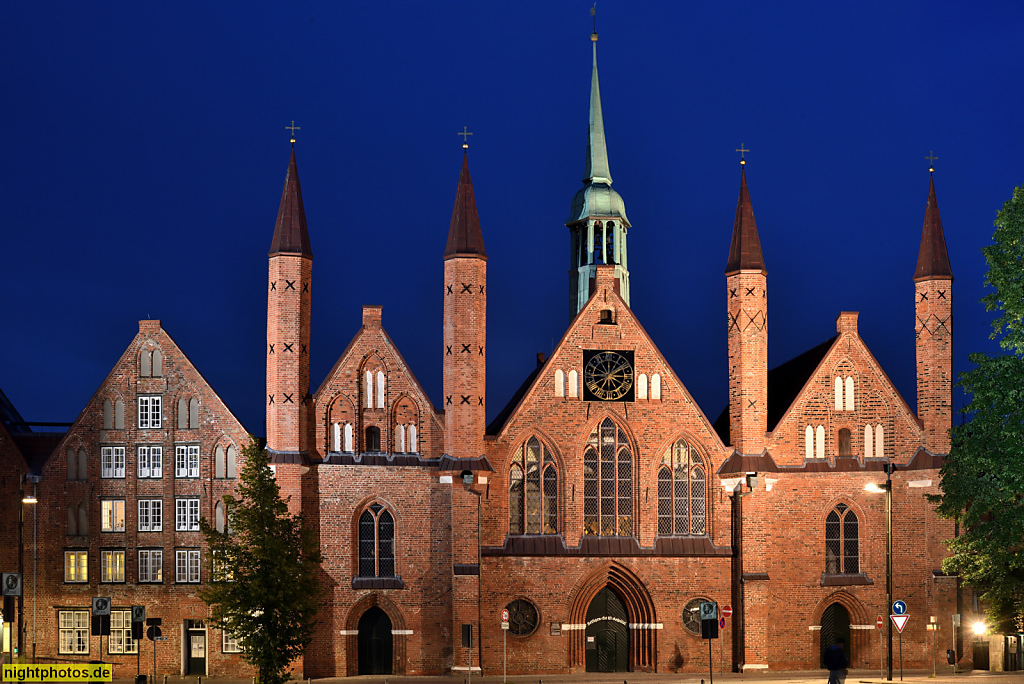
[582,350,635,402]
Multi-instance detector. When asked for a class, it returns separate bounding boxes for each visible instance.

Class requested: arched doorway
[357,606,393,674]
[586,587,629,672]
[819,603,851,669]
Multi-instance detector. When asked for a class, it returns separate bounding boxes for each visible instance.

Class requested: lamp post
[866,463,896,681]
[24,477,39,663]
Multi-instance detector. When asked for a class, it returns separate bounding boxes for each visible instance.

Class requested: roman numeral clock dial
[582,350,636,402]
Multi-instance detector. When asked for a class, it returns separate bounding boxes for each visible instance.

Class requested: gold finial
[736,143,749,165]
[926,150,938,174]
[458,126,473,150]
[286,121,301,144]
[591,3,598,40]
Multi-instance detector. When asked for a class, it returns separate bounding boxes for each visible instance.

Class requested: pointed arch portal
[358,607,393,675]
[568,563,657,671]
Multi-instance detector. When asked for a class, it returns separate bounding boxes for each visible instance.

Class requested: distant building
[1,29,962,677]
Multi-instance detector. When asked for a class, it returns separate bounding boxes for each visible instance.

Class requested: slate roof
[444,152,486,258]
[268,147,313,257]
[914,175,952,281]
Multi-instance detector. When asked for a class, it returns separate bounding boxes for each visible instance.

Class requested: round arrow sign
[892,600,907,615]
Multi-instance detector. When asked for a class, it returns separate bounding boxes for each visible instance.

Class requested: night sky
[2,2,1020,438]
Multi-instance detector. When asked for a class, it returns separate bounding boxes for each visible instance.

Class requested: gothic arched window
[365,426,381,452]
[358,504,395,577]
[583,418,633,537]
[657,438,707,535]
[508,437,558,535]
[825,503,859,574]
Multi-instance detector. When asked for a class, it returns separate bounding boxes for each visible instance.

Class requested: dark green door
[585,587,629,672]
[819,603,851,668]
[186,622,206,675]
[358,607,393,675]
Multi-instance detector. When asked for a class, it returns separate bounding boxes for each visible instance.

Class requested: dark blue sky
[2,2,1019,436]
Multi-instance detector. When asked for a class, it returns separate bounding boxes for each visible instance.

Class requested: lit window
[223,630,243,653]
[358,503,395,577]
[825,503,859,574]
[175,498,200,531]
[101,500,125,532]
[583,418,633,536]
[101,446,126,478]
[175,549,201,583]
[175,445,200,478]
[138,396,162,429]
[657,438,707,535]
[137,445,162,478]
[100,550,125,583]
[138,499,162,532]
[58,610,89,654]
[108,609,137,654]
[508,436,558,535]
[138,549,163,583]
[64,551,88,583]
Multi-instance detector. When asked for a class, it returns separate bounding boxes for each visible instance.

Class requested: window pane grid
[58,610,90,654]
[584,419,633,537]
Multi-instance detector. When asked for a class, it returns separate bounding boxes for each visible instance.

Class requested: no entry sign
[722,605,733,618]
[876,616,884,629]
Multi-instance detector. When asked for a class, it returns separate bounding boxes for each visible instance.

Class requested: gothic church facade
[1,31,959,677]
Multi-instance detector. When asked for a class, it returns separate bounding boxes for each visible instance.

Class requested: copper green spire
[583,32,611,185]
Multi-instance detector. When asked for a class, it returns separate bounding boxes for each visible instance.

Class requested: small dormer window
[599,309,614,324]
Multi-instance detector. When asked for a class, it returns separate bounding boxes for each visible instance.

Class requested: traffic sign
[501,622,509,630]
[892,600,907,615]
[699,601,717,621]
[719,617,725,629]
[876,616,884,629]
[501,609,509,623]
[891,615,909,633]
[722,605,733,618]
[147,624,163,641]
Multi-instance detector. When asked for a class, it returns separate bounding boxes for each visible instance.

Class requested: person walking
[824,637,849,684]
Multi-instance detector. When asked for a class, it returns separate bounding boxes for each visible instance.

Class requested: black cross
[268,395,275,405]
[446,284,453,295]
[446,396,452,405]
[479,285,485,294]
[478,397,484,406]
[302,283,309,293]
[300,344,307,355]
[937,290,947,300]
[270,282,277,292]
[919,291,928,301]
[461,283,473,293]
[283,393,294,404]
[729,288,738,299]
[283,342,294,353]
[936,316,951,333]
[461,344,471,353]
[747,399,757,408]
[478,346,484,355]
[446,345,452,356]
[269,344,275,354]
[745,286,756,296]
[285,280,296,291]
[460,395,471,404]
[728,311,740,331]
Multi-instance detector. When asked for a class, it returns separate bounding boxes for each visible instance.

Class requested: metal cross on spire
[925,150,938,174]
[591,3,597,33]
[286,121,301,144]
[458,126,473,149]
[736,143,750,165]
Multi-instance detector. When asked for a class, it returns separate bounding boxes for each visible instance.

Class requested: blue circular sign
[892,600,907,615]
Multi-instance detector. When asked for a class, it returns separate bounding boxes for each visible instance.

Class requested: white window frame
[175,444,200,478]
[138,396,162,429]
[175,549,201,583]
[223,629,242,653]
[108,609,137,654]
[138,499,163,532]
[100,550,125,583]
[137,445,162,478]
[64,551,88,583]
[100,446,126,478]
[176,498,200,531]
[101,500,126,532]
[58,610,90,654]
[138,549,163,583]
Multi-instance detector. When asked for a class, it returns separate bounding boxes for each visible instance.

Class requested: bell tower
[566,30,631,318]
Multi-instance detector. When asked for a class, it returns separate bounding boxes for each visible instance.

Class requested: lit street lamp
[865,463,897,681]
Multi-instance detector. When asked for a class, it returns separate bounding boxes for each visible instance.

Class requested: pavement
[104,671,1024,684]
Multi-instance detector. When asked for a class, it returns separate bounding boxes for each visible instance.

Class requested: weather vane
[736,143,749,165]
[591,3,597,34]
[286,121,301,144]
[926,150,938,174]
[458,126,473,150]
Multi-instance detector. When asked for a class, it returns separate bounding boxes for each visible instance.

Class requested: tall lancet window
[508,437,558,535]
[657,438,707,536]
[583,418,633,537]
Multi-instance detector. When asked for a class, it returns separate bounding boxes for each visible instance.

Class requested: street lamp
[971,622,987,636]
[23,475,40,663]
[865,463,896,681]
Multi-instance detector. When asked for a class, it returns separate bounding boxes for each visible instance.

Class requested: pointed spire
[914,175,953,281]
[444,152,486,258]
[583,33,612,185]
[725,165,766,274]
[269,147,313,257]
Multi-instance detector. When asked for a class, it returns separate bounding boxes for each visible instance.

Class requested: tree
[935,185,1024,631]
[199,439,322,684]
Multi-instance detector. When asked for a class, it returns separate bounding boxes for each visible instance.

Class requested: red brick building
[1,30,963,678]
